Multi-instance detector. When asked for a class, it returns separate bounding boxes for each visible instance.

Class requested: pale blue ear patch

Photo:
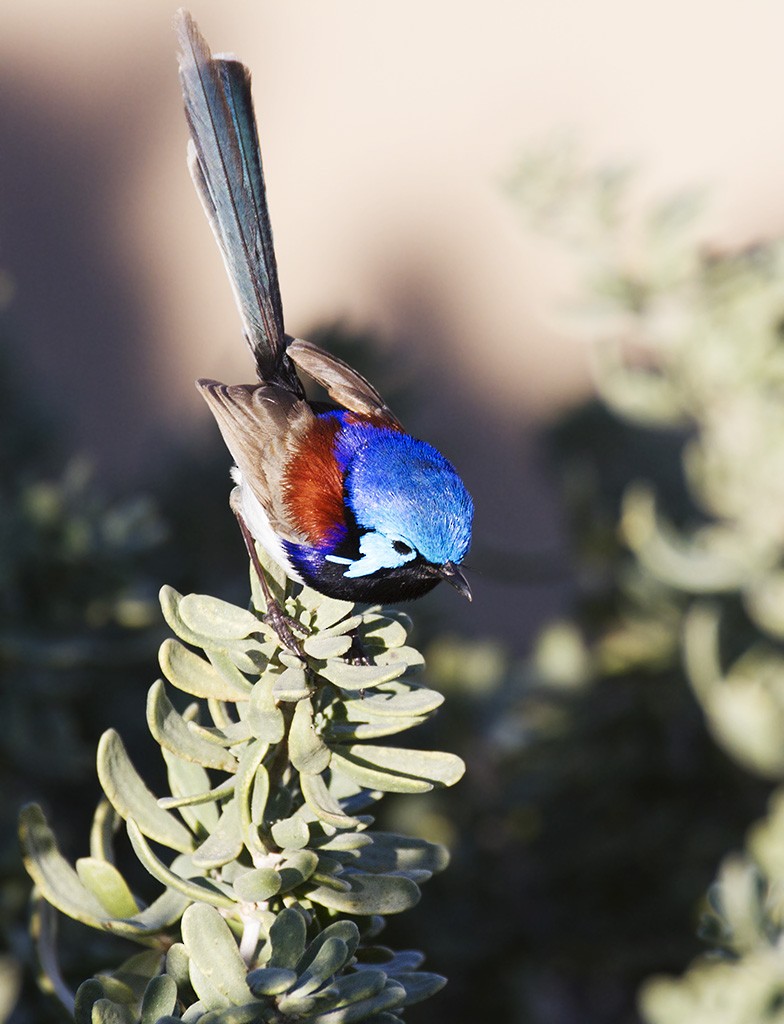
[325,531,416,579]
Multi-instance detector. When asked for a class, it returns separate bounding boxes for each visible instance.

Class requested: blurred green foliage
[0,313,167,1023]
[422,147,784,1022]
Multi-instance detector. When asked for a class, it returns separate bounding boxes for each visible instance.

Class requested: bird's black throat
[299,557,442,604]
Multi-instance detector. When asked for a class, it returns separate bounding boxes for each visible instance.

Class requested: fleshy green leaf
[394,971,447,1006]
[75,858,138,918]
[317,660,407,692]
[160,639,252,702]
[233,867,282,902]
[277,849,319,892]
[245,676,285,743]
[189,716,252,748]
[196,1004,270,1023]
[317,832,374,853]
[309,863,352,893]
[289,698,331,775]
[90,1000,135,1024]
[359,614,409,649]
[127,820,235,910]
[74,979,103,1024]
[140,974,178,1024]
[182,904,254,1004]
[306,873,420,915]
[20,805,117,926]
[192,800,244,870]
[331,745,464,794]
[271,666,313,702]
[308,981,406,1024]
[344,683,443,719]
[162,749,220,835]
[246,966,297,996]
[272,991,318,1017]
[159,778,235,812]
[271,816,310,850]
[125,887,190,933]
[216,637,274,676]
[161,587,271,658]
[317,968,388,1009]
[111,949,166,1004]
[147,681,238,772]
[251,764,270,827]
[97,731,193,853]
[332,831,449,876]
[317,613,365,639]
[299,920,360,973]
[268,907,307,969]
[189,960,230,1013]
[21,808,186,939]
[353,948,423,973]
[89,799,120,863]
[179,593,265,641]
[298,590,355,630]
[233,740,269,861]
[372,646,425,670]
[165,943,190,990]
[209,648,266,694]
[300,772,362,829]
[303,633,353,660]
[282,938,348,1003]
[159,586,206,648]
[325,716,427,742]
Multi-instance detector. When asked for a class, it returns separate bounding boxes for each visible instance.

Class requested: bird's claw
[262,601,308,658]
[345,631,371,667]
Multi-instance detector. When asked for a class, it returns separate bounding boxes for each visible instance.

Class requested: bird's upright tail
[176,9,301,393]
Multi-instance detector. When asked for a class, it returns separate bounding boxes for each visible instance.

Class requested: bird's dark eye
[392,540,413,556]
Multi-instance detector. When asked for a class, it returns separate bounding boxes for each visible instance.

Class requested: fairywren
[176,11,473,605]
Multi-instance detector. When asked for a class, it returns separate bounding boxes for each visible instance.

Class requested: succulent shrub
[20,546,463,1023]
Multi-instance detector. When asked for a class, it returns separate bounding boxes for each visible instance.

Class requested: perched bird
[176,11,473,606]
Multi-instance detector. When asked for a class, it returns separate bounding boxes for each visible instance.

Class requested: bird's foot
[262,600,308,658]
[345,631,371,667]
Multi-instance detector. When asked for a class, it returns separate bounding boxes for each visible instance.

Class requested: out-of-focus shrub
[0,311,166,1023]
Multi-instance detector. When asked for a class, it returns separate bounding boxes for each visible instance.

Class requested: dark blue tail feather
[176,10,301,394]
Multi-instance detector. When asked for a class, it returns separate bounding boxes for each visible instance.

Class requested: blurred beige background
[2,0,784,642]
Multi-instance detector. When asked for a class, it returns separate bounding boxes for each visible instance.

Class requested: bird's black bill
[438,562,472,601]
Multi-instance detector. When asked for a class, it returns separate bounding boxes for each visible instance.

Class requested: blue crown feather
[333,417,473,567]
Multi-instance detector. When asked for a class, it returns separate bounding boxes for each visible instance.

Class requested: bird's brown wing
[286,337,402,427]
[197,379,314,544]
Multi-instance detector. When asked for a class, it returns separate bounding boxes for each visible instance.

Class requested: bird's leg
[345,630,371,667]
[231,501,306,657]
